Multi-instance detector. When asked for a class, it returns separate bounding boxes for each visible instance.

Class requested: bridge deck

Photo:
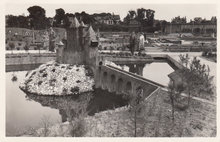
[106,65,165,88]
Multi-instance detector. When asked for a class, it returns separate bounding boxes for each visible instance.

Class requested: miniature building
[56,16,99,72]
[168,70,187,88]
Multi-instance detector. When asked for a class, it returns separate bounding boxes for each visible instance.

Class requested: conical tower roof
[86,25,96,40]
[79,21,86,27]
[68,17,80,28]
[57,40,64,46]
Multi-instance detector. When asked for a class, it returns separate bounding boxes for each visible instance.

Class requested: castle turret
[78,21,87,50]
[66,17,80,51]
[86,25,96,42]
[57,18,98,71]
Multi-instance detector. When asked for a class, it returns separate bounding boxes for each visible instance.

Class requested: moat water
[6,61,175,136]
[114,61,175,86]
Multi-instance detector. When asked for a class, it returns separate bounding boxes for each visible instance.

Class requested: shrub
[76,69,79,71]
[39,69,45,73]
[71,86,80,94]
[26,78,33,84]
[62,88,68,95]
[16,47,20,50]
[31,71,36,76]
[50,79,56,82]
[63,77,67,82]
[85,69,94,77]
[54,63,59,66]
[76,80,81,83]
[11,75,17,82]
[202,51,208,56]
[118,52,122,56]
[49,79,56,86]
[51,68,56,72]
[42,73,47,77]
[38,81,43,86]
[141,53,147,57]
[25,71,30,77]
[70,118,86,137]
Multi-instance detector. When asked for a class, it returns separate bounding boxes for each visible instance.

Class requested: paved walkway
[147,52,216,85]
[6,50,54,54]
[161,88,216,106]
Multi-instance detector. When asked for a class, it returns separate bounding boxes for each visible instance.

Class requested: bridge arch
[110,74,116,92]
[117,78,124,94]
[125,81,132,95]
[102,71,108,90]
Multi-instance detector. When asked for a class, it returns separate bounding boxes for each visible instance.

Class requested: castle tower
[66,17,80,51]
[84,25,99,72]
[78,21,87,50]
[58,17,99,70]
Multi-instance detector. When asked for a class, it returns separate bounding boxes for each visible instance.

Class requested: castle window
[90,40,98,47]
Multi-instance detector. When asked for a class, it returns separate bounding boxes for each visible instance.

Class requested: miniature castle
[56,16,99,71]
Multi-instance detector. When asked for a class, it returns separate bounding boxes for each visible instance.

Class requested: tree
[27,6,49,29]
[17,15,29,28]
[178,54,214,105]
[37,43,42,55]
[6,15,18,27]
[161,20,168,33]
[171,16,187,24]
[168,81,175,122]
[54,8,65,27]
[168,81,185,122]
[77,11,95,25]
[123,8,155,30]
[179,54,190,68]
[128,87,145,137]
[11,72,18,82]
[6,15,29,28]
[40,115,51,137]
[123,10,136,25]
[66,94,91,137]
[137,8,155,27]
[9,42,15,54]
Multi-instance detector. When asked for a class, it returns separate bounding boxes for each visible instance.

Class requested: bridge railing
[105,64,165,88]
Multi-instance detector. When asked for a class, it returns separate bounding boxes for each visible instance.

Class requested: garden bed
[19,61,95,96]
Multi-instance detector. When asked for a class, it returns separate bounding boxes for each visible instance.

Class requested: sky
[5,3,217,22]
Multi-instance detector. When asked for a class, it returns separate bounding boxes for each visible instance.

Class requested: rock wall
[6,53,56,66]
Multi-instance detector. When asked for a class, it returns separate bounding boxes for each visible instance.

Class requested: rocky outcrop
[19,61,94,96]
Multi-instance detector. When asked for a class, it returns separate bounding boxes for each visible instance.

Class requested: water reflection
[6,70,128,136]
[24,89,128,123]
[114,61,175,86]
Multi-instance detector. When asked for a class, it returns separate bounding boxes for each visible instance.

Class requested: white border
[0,0,219,142]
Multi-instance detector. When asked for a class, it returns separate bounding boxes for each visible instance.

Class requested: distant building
[5,27,66,50]
[165,17,217,35]
[127,19,141,32]
[93,14,121,25]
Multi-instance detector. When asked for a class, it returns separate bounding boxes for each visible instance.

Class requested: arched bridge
[95,65,165,99]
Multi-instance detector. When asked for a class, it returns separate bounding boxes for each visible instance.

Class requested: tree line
[6,5,169,32]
